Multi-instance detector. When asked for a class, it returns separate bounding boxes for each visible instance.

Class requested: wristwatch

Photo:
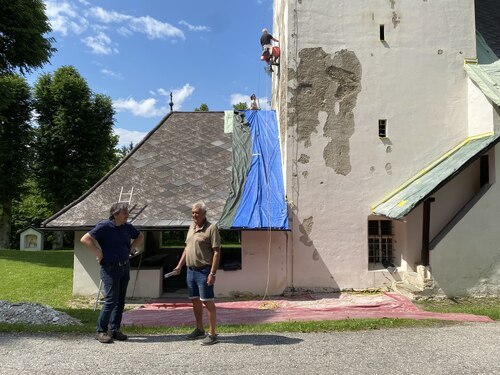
[210,272,216,277]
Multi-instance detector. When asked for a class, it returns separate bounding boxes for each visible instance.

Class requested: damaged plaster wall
[288,48,361,176]
[275,0,476,291]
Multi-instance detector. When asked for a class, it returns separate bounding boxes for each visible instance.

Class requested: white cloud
[114,128,148,148]
[89,7,184,40]
[116,26,133,37]
[88,6,131,23]
[178,20,211,32]
[114,97,167,118]
[100,68,122,79]
[130,16,185,40]
[113,84,194,117]
[157,88,169,96]
[83,31,118,55]
[230,93,271,110]
[45,0,87,36]
[171,84,194,110]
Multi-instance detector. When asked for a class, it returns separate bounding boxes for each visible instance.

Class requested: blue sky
[30,0,274,147]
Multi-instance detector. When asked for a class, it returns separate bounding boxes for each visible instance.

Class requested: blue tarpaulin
[218,110,289,230]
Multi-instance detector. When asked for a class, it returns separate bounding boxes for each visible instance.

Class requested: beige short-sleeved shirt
[185,221,221,267]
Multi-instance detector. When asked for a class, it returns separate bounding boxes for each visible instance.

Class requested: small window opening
[379,24,385,41]
[368,220,393,264]
[378,119,387,138]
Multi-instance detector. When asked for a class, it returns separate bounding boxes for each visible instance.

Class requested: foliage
[116,141,134,160]
[10,178,53,248]
[417,298,500,321]
[194,103,209,112]
[0,0,55,75]
[233,102,249,110]
[33,66,118,212]
[0,74,33,248]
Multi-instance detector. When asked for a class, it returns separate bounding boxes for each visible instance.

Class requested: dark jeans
[97,263,130,333]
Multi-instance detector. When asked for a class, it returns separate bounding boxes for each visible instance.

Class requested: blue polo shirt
[89,219,140,264]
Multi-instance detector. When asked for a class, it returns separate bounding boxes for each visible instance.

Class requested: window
[379,119,387,138]
[219,230,242,271]
[368,220,393,264]
[379,24,385,41]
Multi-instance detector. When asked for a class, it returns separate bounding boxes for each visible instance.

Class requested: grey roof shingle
[476,0,500,58]
[41,112,232,230]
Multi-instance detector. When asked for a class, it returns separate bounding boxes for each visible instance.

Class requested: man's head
[109,202,130,225]
[262,28,268,34]
[191,202,207,226]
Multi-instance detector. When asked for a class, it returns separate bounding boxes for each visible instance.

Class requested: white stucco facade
[268,0,500,295]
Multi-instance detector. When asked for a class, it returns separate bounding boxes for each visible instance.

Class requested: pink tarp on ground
[122,292,493,327]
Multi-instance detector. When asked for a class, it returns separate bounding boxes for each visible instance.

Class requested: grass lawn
[0,249,498,334]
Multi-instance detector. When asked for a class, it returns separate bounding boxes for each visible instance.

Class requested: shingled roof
[476,0,500,58]
[41,112,232,230]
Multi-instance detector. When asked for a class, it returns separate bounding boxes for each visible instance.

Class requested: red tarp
[122,292,493,327]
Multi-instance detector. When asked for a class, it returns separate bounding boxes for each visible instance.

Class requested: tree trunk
[0,202,12,249]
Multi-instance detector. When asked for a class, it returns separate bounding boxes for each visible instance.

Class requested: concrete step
[394,282,424,300]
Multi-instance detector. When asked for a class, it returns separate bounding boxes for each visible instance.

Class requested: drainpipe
[421,197,435,266]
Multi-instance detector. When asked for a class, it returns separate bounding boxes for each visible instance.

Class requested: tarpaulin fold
[218,110,289,230]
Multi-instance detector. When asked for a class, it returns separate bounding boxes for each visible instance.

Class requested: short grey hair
[262,28,268,33]
[109,202,129,220]
[192,201,207,213]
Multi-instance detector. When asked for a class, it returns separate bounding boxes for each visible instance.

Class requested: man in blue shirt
[81,202,144,343]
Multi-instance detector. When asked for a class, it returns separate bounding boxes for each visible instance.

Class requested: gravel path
[0,323,499,374]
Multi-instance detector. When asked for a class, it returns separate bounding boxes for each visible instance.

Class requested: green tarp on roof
[372,134,500,219]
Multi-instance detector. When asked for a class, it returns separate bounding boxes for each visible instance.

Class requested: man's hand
[207,274,216,286]
[95,250,103,263]
[172,267,181,276]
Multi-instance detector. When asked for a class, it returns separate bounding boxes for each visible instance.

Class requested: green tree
[33,66,118,215]
[233,102,248,110]
[194,103,209,112]
[11,178,52,247]
[0,74,33,248]
[0,0,55,75]
[117,141,134,160]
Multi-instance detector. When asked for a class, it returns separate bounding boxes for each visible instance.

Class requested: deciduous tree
[33,66,118,215]
[194,103,209,112]
[233,102,248,110]
[0,74,33,248]
[0,0,55,75]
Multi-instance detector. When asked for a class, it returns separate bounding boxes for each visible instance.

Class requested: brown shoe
[111,331,128,341]
[95,332,113,343]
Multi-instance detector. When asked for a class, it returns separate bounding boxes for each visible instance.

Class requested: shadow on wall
[429,185,500,297]
[291,211,340,292]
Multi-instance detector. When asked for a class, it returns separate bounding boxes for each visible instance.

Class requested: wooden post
[421,197,435,266]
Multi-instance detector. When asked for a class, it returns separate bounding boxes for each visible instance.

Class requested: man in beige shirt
[173,202,220,345]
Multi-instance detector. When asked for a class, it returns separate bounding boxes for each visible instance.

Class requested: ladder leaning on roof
[118,186,134,205]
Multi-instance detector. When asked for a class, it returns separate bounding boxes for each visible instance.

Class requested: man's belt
[188,265,211,270]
